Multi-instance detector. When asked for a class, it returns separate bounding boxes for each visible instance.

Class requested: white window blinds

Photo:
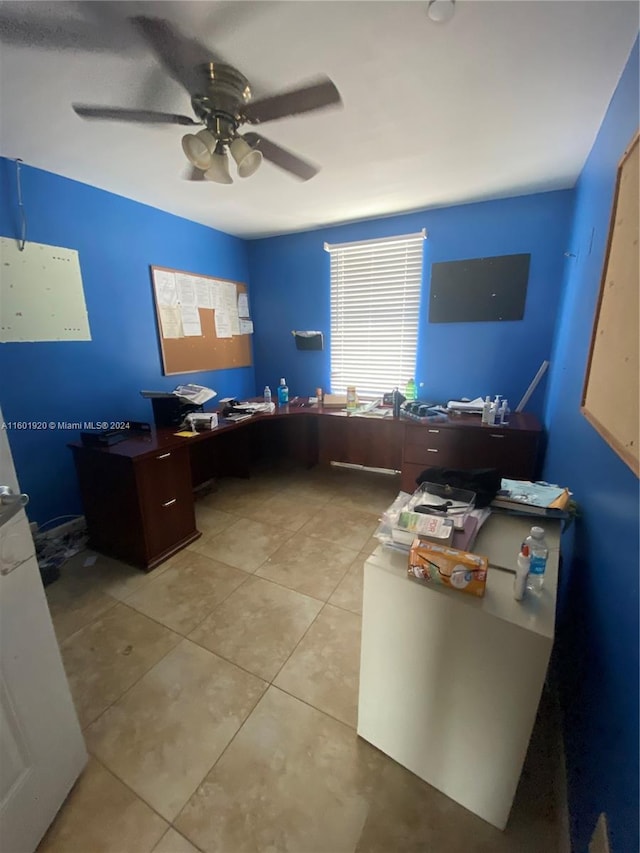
[326,231,425,397]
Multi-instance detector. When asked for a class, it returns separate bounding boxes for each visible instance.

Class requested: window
[326,231,425,397]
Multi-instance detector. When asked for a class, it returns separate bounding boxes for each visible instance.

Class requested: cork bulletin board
[150,265,252,375]
[581,132,639,477]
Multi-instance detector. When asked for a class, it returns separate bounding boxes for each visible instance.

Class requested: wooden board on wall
[150,266,252,375]
[581,133,639,477]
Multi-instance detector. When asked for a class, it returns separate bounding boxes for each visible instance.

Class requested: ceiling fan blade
[243,133,319,181]
[243,76,342,125]
[73,105,199,125]
[183,166,206,182]
[130,16,220,95]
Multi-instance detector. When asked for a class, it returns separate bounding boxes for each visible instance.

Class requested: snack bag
[408,539,489,598]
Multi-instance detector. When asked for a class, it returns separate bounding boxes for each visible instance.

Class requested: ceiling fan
[72,15,342,183]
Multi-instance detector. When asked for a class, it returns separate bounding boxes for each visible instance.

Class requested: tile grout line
[169,675,270,834]
[62,472,387,844]
[54,593,121,647]
[268,682,359,733]
[78,609,184,733]
[151,825,207,853]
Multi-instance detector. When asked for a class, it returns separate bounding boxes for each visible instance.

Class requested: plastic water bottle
[405,378,417,401]
[277,378,289,406]
[525,526,549,593]
[264,385,272,405]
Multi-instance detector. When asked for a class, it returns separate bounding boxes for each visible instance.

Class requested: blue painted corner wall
[248,190,574,418]
[0,160,253,524]
[543,38,639,853]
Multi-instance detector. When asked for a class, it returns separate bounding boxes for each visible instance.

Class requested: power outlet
[589,813,611,853]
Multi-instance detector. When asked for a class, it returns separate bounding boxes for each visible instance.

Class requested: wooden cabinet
[71,444,199,571]
[318,415,405,470]
[70,408,542,572]
[400,415,541,492]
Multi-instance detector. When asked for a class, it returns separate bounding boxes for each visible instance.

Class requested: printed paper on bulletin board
[0,238,91,342]
[150,265,252,375]
[581,133,639,477]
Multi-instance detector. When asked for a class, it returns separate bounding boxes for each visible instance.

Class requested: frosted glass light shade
[230,137,262,178]
[204,151,233,184]
[427,0,455,23]
[182,130,216,170]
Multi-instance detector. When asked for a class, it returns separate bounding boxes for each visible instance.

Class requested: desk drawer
[403,427,464,466]
[136,446,197,562]
[463,430,540,479]
[137,449,186,504]
[141,494,195,559]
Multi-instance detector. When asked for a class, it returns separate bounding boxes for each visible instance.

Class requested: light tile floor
[40,463,563,853]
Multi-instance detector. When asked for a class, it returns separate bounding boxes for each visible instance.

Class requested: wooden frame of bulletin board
[150,266,252,375]
[581,132,639,477]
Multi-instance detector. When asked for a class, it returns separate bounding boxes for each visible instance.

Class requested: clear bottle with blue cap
[277,378,289,406]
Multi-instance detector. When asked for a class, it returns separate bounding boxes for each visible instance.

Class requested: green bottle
[404,378,417,401]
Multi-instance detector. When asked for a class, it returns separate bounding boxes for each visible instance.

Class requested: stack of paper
[491,479,571,516]
[446,397,485,413]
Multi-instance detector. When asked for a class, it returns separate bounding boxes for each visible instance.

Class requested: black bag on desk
[416,467,501,509]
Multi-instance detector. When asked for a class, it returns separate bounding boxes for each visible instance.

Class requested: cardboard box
[408,539,489,597]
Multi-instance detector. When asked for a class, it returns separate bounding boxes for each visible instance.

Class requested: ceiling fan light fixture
[230,137,262,178]
[427,0,455,23]
[181,129,216,170]
[204,149,233,184]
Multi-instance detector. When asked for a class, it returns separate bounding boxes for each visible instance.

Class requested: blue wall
[0,160,253,525]
[248,191,574,417]
[544,39,639,853]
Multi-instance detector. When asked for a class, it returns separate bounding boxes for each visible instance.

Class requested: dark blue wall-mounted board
[429,253,531,323]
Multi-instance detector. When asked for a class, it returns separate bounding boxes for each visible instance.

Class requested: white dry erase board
[0,238,91,342]
[581,132,639,477]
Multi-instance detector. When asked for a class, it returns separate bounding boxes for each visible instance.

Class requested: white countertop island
[357,514,561,830]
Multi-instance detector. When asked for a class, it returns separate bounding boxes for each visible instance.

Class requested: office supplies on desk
[492,479,570,514]
[446,396,485,413]
[80,421,152,447]
[141,390,202,428]
[322,393,348,407]
[185,413,219,431]
[393,512,455,547]
[174,384,217,406]
[80,430,128,448]
[409,482,476,518]
[224,413,253,423]
[401,400,447,422]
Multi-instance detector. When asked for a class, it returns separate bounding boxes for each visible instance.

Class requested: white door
[0,411,87,852]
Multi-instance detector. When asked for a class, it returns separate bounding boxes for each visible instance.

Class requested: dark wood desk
[70,405,542,570]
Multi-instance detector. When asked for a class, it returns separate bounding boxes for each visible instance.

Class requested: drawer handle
[162,498,177,507]
[156,452,172,460]
[428,429,440,434]
[427,448,439,453]
[489,434,505,439]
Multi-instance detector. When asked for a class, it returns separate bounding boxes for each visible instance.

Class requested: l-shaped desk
[70,404,543,570]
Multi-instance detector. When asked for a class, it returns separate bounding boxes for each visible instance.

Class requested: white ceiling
[0,1,637,238]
